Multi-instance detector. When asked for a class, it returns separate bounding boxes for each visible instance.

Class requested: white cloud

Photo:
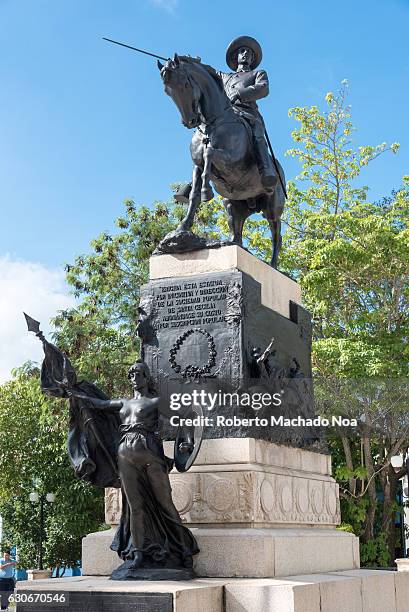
[0,256,75,383]
[150,0,179,13]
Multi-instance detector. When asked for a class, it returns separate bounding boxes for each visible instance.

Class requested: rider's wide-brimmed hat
[226,36,262,71]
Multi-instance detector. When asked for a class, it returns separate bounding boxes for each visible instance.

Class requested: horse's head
[158,54,202,129]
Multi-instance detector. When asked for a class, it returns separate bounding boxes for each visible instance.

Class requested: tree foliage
[281,81,408,564]
[282,81,406,375]
[0,365,104,570]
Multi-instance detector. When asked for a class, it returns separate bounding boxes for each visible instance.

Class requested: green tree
[281,81,408,564]
[0,365,104,572]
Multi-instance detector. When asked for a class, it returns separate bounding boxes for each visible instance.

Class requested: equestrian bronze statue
[157,36,286,268]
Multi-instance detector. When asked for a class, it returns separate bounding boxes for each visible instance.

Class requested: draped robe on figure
[39,338,198,567]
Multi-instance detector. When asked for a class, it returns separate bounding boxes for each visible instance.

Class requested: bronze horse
[158,54,285,268]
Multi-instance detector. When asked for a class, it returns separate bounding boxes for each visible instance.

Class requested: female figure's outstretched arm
[68,390,123,412]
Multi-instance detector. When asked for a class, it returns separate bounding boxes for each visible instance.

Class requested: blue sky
[1,0,409,267]
[0,0,408,379]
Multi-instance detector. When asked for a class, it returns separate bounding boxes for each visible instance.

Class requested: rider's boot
[254,136,278,192]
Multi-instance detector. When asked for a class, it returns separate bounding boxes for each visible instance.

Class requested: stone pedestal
[82,247,359,580]
[74,245,367,609]
[140,245,316,444]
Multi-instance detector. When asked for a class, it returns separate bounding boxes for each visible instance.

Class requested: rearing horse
[158,54,285,268]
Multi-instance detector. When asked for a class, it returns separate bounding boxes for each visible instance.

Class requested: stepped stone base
[16,570,409,612]
[15,576,222,612]
[224,569,407,612]
[191,527,359,578]
[83,526,359,578]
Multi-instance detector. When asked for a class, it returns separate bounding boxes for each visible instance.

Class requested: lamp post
[29,492,55,570]
[391,451,409,565]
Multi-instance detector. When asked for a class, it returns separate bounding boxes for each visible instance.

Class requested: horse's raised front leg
[178,165,202,232]
[201,145,214,202]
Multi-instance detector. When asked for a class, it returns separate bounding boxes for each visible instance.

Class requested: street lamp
[391,451,409,561]
[391,455,404,469]
[29,491,55,570]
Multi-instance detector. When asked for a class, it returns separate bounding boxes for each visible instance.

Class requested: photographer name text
[169,415,358,428]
